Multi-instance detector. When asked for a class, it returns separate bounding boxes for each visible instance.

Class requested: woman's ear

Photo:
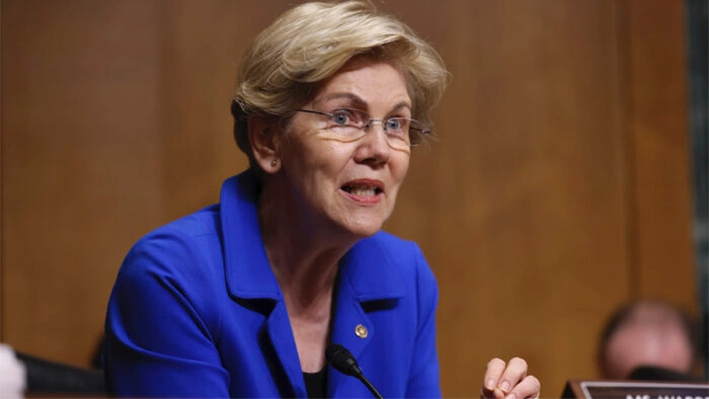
[248,115,281,173]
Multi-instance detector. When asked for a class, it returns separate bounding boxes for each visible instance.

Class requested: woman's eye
[388,118,410,132]
[331,112,349,125]
[386,118,402,130]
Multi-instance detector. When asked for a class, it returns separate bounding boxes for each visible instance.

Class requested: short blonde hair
[231,0,449,166]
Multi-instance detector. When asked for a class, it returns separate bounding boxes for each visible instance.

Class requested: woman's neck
[257,178,355,372]
[257,178,354,313]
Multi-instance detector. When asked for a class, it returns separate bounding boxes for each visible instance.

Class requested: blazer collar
[220,170,405,303]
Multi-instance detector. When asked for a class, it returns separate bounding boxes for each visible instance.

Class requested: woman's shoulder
[147,204,222,240]
[119,204,225,283]
[351,232,439,322]
[108,205,227,350]
[361,230,425,260]
[356,231,436,286]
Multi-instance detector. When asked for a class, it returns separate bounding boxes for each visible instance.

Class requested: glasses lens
[299,108,430,149]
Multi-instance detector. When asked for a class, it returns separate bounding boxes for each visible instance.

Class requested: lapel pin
[355,324,368,338]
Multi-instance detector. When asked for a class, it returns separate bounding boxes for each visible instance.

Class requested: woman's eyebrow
[320,92,367,108]
[390,102,412,113]
[319,93,412,113]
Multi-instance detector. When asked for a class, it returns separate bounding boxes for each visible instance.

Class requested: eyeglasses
[292,108,431,150]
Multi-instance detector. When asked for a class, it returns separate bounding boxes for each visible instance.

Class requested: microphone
[326,343,384,399]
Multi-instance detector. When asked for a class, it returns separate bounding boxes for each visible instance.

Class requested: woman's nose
[355,121,392,165]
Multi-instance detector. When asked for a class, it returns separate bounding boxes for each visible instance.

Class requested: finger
[481,358,506,398]
[480,387,507,399]
[505,375,540,399]
[497,357,528,394]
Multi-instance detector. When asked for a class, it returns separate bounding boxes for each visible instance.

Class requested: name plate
[562,380,709,399]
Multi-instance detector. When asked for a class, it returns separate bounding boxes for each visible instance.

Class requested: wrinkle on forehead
[309,56,411,114]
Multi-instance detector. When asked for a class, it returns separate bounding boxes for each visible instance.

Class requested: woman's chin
[350,226,381,239]
[338,216,386,239]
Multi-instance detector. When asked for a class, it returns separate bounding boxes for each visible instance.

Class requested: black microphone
[326,343,384,399]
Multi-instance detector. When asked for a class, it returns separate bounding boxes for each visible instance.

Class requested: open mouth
[341,182,384,197]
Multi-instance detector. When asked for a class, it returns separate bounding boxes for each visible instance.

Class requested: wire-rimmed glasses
[293,108,431,151]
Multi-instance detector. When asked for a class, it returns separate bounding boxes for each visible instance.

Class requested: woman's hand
[480,357,540,399]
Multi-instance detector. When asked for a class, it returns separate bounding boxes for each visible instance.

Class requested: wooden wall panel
[154,1,282,219]
[0,0,697,396]
[622,0,696,307]
[383,1,632,394]
[0,0,166,365]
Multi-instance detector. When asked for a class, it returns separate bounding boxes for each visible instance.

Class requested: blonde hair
[231,0,449,167]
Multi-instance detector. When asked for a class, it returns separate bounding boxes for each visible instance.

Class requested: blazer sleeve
[104,229,230,398]
[405,243,442,398]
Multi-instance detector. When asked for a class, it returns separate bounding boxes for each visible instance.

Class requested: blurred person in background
[598,299,705,381]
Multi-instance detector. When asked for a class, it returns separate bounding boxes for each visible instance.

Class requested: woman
[105,1,541,398]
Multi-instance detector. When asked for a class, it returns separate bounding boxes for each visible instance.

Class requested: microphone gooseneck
[326,343,384,399]
[325,344,363,377]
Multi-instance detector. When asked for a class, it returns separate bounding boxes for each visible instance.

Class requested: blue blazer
[105,170,441,398]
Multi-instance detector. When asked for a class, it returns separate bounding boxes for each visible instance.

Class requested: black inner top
[303,367,328,399]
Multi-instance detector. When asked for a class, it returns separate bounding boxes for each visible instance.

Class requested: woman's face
[277,57,412,239]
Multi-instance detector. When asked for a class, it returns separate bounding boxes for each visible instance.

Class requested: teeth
[351,187,376,197]
[344,184,380,196]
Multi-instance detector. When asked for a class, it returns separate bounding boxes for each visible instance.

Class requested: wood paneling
[622,0,695,307]
[1,0,166,365]
[385,1,633,394]
[1,0,696,396]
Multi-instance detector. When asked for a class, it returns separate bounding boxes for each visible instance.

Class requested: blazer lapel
[327,237,405,398]
[327,274,374,398]
[267,301,307,398]
[220,172,305,397]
